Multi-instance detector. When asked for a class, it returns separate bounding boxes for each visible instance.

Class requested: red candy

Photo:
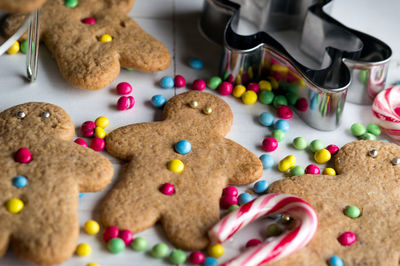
[305,164,320,175]
[91,137,105,151]
[338,232,356,246]
[160,183,175,195]
[247,83,259,93]
[222,186,238,197]
[119,229,134,246]
[189,251,205,265]
[262,137,278,152]
[326,144,339,155]
[117,96,135,111]
[220,195,238,209]
[218,81,233,96]
[103,226,119,242]
[191,79,206,91]
[276,105,293,119]
[245,238,262,248]
[81,17,96,25]
[296,98,308,112]
[116,82,133,95]
[174,75,186,88]
[15,147,32,163]
[81,121,96,137]
[74,138,88,147]
[227,74,234,83]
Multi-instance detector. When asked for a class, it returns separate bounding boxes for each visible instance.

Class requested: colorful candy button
[305,164,320,174]
[100,34,112,42]
[259,112,274,127]
[151,242,170,258]
[160,183,175,195]
[189,251,205,264]
[228,204,239,212]
[259,80,272,91]
[218,81,233,96]
[169,249,187,264]
[84,220,100,235]
[204,257,218,266]
[350,123,366,137]
[189,58,203,69]
[160,76,174,89]
[314,149,331,164]
[174,140,191,155]
[91,138,105,151]
[259,90,274,105]
[131,236,147,251]
[253,180,268,194]
[12,176,28,188]
[292,137,307,150]
[76,243,91,256]
[344,205,361,218]
[262,137,278,152]
[290,166,305,176]
[278,155,296,172]
[328,256,344,266]
[245,239,262,248]
[274,119,290,132]
[174,75,186,88]
[338,232,356,246]
[94,127,106,139]
[272,129,285,142]
[81,121,95,137]
[15,147,32,163]
[326,144,339,155]
[117,96,135,111]
[81,17,96,25]
[323,168,336,175]
[103,226,119,242]
[65,0,78,8]
[118,229,134,246]
[208,244,224,258]
[108,238,125,254]
[151,95,167,108]
[207,76,222,90]
[6,198,24,214]
[74,138,88,147]
[276,105,293,119]
[232,85,246,98]
[222,186,238,197]
[167,159,184,173]
[238,193,254,205]
[192,79,206,91]
[7,41,19,54]
[241,90,258,105]
[95,116,109,128]
[220,195,238,209]
[259,154,274,169]
[116,82,132,95]
[309,139,324,153]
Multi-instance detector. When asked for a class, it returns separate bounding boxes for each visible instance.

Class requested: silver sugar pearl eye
[16,111,26,119]
[392,157,400,165]
[368,149,378,158]
[41,111,50,118]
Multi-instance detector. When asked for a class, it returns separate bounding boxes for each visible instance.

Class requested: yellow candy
[259,80,272,91]
[87,263,99,266]
[167,159,184,173]
[6,198,24,214]
[271,64,288,74]
[268,77,279,90]
[248,66,254,79]
[323,167,336,176]
[84,220,100,235]
[76,243,91,256]
[94,127,106,139]
[232,85,246,98]
[278,155,296,172]
[100,34,112,43]
[208,244,224,258]
[95,116,109,129]
[7,41,20,54]
[241,90,257,105]
[314,149,331,164]
[235,75,241,85]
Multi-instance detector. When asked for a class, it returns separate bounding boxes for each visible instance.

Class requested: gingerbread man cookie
[0,102,113,265]
[0,0,46,13]
[268,140,400,266]
[3,0,171,90]
[101,91,263,250]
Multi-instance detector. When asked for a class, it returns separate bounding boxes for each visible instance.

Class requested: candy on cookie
[101,91,263,250]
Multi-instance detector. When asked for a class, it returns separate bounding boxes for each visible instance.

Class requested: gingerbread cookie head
[3,0,171,90]
[268,140,400,266]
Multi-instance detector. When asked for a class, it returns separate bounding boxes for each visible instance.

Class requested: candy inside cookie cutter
[200,0,391,131]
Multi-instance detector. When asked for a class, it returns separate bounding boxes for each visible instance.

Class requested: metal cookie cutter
[200,0,391,131]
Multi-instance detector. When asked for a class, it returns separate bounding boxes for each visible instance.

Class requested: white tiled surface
[0,0,399,265]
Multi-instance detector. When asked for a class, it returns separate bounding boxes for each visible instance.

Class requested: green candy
[360,133,376,140]
[293,137,307,150]
[366,123,381,136]
[151,243,169,258]
[290,166,305,176]
[286,84,299,95]
[169,249,187,264]
[207,76,222,90]
[64,0,78,8]
[286,92,298,106]
[266,223,282,237]
[350,123,366,137]
[107,238,125,254]
[228,204,239,212]
[20,40,34,54]
[272,129,285,142]
[273,95,288,108]
[344,205,361,218]
[131,237,147,251]
[309,139,324,153]
[259,90,274,105]
[223,70,229,80]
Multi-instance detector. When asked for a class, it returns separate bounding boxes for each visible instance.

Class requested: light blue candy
[238,193,254,205]
[203,257,218,266]
[253,180,269,194]
[189,58,203,70]
[274,119,290,132]
[259,112,274,127]
[160,76,174,89]
[174,140,192,155]
[151,95,167,108]
[328,256,344,266]
[12,176,28,188]
[259,154,274,169]
[79,193,84,198]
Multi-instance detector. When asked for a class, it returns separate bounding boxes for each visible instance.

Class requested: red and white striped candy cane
[208,193,318,266]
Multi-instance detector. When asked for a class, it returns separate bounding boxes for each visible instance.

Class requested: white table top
[1,0,399,265]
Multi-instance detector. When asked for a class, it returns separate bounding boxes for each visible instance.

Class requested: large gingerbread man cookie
[101,91,263,250]
[3,0,171,90]
[268,140,400,266]
[0,102,113,265]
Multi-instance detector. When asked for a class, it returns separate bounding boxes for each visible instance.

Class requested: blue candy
[12,176,28,188]
[151,95,167,108]
[174,140,192,155]
[238,193,254,205]
[79,193,84,198]
[189,58,203,69]
[274,119,290,132]
[259,154,274,169]
[203,257,218,266]
[160,76,174,89]
[259,112,274,127]
[253,180,269,194]
[328,256,344,266]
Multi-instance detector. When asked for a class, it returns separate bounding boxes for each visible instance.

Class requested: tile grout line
[173,0,177,96]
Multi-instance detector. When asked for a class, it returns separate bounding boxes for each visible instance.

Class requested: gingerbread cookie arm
[0,232,9,258]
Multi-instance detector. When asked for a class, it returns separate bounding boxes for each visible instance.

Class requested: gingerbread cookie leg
[0,232,10,258]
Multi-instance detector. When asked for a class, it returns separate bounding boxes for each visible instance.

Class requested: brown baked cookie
[268,140,400,266]
[3,0,171,90]
[0,0,46,13]
[0,102,113,265]
[101,91,263,250]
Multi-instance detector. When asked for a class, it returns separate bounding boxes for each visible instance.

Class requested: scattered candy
[274,119,290,132]
[228,204,240,212]
[81,121,96,137]
[218,81,233,96]
[74,138,88,147]
[116,82,132,95]
[258,112,274,127]
[323,168,336,175]
[326,144,339,155]
[273,95,288,108]
[292,137,307,150]
[343,205,361,218]
[247,83,259,93]
[305,164,320,174]
[360,132,376,140]
[238,193,254,205]
[296,97,308,111]
[276,105,293,119]
[266,223,283,237]
[167,159,184,173]
[262,137,278,152]
[174,140,191,155]
[81,17,96,25]
[290,165,305,176]
[103,226,119,242]
[253,180,269,194]
[108,238,126,254]
[151,94,167,108]
[76,243,91,256]
[12,176,28,188]
[272,129,285,142]
[207,76,222,90]
[151,242,170,258]
[94,127,106,139]
[95,116,109,129]
[314,148,331,164]
[119,229,134,246]
[6,198,24,214]
[232,85,246,98]
[189,251,205,265]
[65,0,78,8]
[20,40,31,55]
[245,238,262,248]
[241,90,258,105]
[160,76,174,89]
[259,90,274,105]
[87,263,99,266]
[91,138,105,151]
[169,249,187,264]
[220,195,238,209]
[208,244,224,258]
[203,257,218,266]
[309,139,324,153]
[84,220,100,235]
[259,154,274,169]
[203,106,213,115]
[278,155,296,172]
[189,58,203,69]
[160,183,175,195]
[222,186,238,197]
[366,123,381,136]
[99,34,112,43]
[7,41,19,54]
[337,232,356,246]
[259,80,272,91]
[328,256,344,266]
[131,236,147,251]
[350,123,366,137]
[192,79,206,91]
[15,147,32,163]
[174,75,186,88]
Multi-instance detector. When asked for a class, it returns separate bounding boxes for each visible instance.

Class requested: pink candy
[189,251,205,265]
[338,232,356,246]
[103,226,119,242]
[74,138,88,147]
[296,98,308,112]
[191,79,206,91]
[222,186,238,197]
[245,238,262,248]
[117,96,135,111]
[326,144,339,155]
[174,75,186,88]
[91,137,105,151]
[262,137,278,152]
[160,183,175,195]
[247,83,259,93]
[15,147,32,163]
[81,17,96,25]
[119,229,134,246]
[218,81,233,96]
[305,164,320,175]
[116,82,133,95]
[220,195,238,209]
[81,121,96,137]
[276,105,293,119]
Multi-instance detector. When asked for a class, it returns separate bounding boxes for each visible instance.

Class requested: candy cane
[208,193,318,266]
